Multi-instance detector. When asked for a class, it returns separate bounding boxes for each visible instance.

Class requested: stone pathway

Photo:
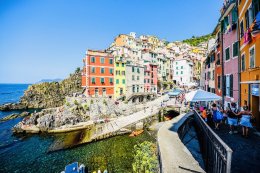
[157,113,205,173]
[92,95,167,140]
[213,124,260,173]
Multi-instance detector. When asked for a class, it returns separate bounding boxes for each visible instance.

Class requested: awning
[185,89,221,102]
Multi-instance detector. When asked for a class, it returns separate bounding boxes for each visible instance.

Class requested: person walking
[224,102,239,134]
[212,103,223,130]
[238,105,254,138]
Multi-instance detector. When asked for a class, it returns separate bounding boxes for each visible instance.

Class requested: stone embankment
[0,69,82,111]
[12,95,156,134]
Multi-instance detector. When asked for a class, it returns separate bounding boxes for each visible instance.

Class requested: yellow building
[114,56,126,99]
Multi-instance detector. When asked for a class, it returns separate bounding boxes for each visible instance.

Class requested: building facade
[172,58,194,85]
[238,0,260,127]
[82,50,114,97]
[220,1,240,107]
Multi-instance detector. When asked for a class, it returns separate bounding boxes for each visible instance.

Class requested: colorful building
[238,0,260,127]
[213,23,223,98]
[114,56,126,99]
[220,1,239,107]
[82,50,114,98]
[125,63,145,98]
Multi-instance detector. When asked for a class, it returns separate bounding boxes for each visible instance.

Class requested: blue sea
[0,84,150,173]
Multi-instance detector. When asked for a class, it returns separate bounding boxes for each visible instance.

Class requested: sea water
[0,84,154,173]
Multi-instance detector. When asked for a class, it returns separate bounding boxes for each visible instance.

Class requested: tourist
[224,103,239,134]
[202,107,207,122]
[238,105,254,138]
[212,103,223,130]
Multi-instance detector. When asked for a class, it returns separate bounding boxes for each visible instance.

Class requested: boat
[129,130,144,137]
[61,162,86,173]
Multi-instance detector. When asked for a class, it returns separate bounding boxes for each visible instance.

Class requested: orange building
[213,23,223,98]
[82,50,114,98]
[238,0,260,127]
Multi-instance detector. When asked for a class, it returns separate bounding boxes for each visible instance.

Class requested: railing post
[226,150,232,173]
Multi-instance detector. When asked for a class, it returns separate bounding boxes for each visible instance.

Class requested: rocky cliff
[0,68,82,110]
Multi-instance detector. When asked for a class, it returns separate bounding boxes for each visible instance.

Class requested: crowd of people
[195,102,255,138]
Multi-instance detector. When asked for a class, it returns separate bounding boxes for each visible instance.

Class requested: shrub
[132,141,158,173]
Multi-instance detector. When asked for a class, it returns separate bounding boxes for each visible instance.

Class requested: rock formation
[0,68,82,111]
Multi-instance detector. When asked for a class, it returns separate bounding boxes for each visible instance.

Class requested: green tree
[75,67,81,73]
[132,141,158,173]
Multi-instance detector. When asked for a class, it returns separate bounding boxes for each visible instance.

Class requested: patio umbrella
[185,89,221,102]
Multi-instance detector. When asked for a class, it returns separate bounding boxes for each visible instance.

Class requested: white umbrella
[185,89,221,102]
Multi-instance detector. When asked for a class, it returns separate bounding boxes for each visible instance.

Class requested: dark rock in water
[0,103,27,111]
[0,111,30,122]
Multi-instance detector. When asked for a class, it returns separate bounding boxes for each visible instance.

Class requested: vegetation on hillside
[182,34,213,46]
[19,68,82,109]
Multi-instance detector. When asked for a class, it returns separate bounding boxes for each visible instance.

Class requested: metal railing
[193,110,233,173]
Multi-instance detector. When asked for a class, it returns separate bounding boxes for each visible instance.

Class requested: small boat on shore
[129,130,144,137]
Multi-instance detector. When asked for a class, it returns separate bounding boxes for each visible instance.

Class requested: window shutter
[230,74,233,97]
[223,75,226,96]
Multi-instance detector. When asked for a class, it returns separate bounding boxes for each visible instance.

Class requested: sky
[0,0,223,84]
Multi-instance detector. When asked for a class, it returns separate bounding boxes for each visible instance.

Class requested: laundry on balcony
[252,12,260,37]
[244,28,252,44]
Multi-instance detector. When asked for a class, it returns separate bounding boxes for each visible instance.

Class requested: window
[101,68,105,74]
[116,63,119,67]
[176,67,178,70]
[212,70,215,80]
[132,86,135,92]
[100,57,105,64]
[225,47,230,61]
[132,66,135,72]
[91,77,95,84]
[137,76,140,80]
[249,46,255,68]
[253,0,260,18]
[176,62,178,64]
[91,56,95,63]
[122,63,125,67]
[245,9,251,29]
[109,58,113,64]
[248,5,254,25]
[101,78,105,83]
[181,71,183,74]
[233,42,239,57]
[232,8,238,23]
[137,85,139,92]
[176,72,178,75]
[230,74,233,97]
[91,67,95,73]
[132,75,135,80]
[226,75,230,96]
[109,68,113,74]
[116,79,119,84]
[137,68,140,73]
[240,20,244,38]
[144,79,146,83]
[122,79,125,84]
[148,79,150,83]
[218,76,221,89]
[181,66,183,69]
[122,71,125,75]
[109,78,113,83]
[241,54,246,71]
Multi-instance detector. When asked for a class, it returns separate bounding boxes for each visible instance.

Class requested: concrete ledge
[157,112,205,173]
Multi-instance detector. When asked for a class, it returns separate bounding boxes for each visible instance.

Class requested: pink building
[221,4,239,107]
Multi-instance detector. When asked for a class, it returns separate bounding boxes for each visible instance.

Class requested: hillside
[182,34,213,46]
[0,68,82,110]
